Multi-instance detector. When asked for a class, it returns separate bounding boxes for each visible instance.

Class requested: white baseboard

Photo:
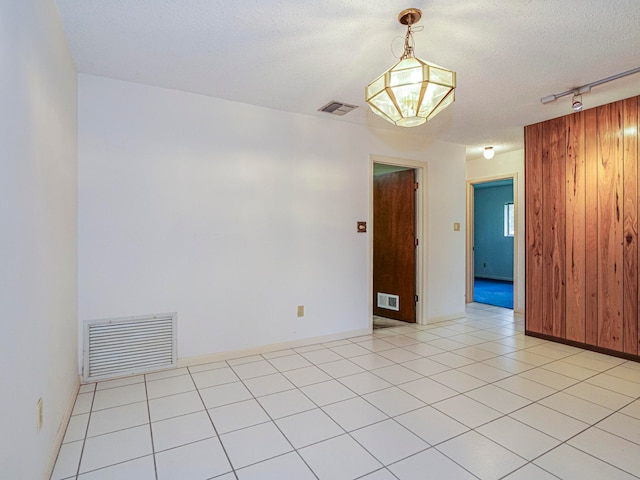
[474,276,514,282]
[45,375,81,480]
[178,328,372,368]
[422,311,467,325]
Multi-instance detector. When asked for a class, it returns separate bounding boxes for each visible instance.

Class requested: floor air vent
[377,293,400,311]
[83,313,177,382]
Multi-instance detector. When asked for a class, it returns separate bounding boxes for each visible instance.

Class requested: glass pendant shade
[366,56,456,127]
[366,8,456,128]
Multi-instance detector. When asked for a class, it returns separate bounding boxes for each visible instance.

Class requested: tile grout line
[391,317,560,479]
[198,315,626,476]
[52,308,640,479]
[262,332,486,478]
[370,317,640,478]
[543,390,640,479]
[186,362,240,480]
[496,392,640,480]
[143,374,159,480]
[72,384,96,480]
[441,332,640,479]
[260,335,451,478]
[72,383,156,478]
[229,356,322,478]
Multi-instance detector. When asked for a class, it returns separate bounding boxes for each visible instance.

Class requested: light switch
[453,222,460,231]
[357,221,367,233]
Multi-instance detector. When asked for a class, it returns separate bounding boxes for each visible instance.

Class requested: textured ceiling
[55,0,640,159]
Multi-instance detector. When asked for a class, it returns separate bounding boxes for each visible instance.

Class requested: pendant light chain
[402,24,414,60]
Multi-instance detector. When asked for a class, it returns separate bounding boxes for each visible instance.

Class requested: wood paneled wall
[525,95,640,358]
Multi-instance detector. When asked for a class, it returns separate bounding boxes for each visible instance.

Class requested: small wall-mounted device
[357,221,367,233]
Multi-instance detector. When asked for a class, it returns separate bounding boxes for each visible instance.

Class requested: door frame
[370,155,427,326]
[465,173,519,310]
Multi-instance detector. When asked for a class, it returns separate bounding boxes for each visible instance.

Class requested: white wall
[467,149,525,313]
[423,143,468,320]
[0,1,78,478]
[78,75,467,363]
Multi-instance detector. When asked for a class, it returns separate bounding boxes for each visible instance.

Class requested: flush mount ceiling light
[483,146,495,159]
[366,8,456,127]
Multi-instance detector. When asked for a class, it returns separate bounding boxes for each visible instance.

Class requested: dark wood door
[373,169,416,322]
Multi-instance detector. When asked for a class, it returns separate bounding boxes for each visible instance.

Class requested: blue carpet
[474,278,513,309]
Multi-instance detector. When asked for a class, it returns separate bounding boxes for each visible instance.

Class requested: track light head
[572,93,583,112]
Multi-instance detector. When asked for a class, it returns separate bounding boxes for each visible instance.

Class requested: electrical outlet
[36,398,43,432]
[297,305,304,318]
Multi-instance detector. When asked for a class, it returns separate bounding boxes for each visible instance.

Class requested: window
[504,202,514,237]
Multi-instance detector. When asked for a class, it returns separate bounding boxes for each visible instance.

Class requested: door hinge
[414,182,419,190]
[415,295,419,303]
[415,238,419,246]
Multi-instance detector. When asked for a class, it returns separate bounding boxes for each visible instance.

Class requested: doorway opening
[466,175,518,310]
[371,159,424,328]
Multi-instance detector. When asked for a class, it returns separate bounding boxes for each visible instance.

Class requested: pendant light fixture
[366,8,456,127]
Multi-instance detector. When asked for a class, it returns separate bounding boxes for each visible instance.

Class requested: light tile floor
[52,303,640,479]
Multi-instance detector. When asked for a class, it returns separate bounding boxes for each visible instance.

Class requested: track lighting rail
[540,66,640,105]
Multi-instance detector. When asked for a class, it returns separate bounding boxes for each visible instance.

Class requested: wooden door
[373,169,416,322]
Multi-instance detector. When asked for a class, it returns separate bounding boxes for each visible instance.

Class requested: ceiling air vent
[318,100,358,116]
